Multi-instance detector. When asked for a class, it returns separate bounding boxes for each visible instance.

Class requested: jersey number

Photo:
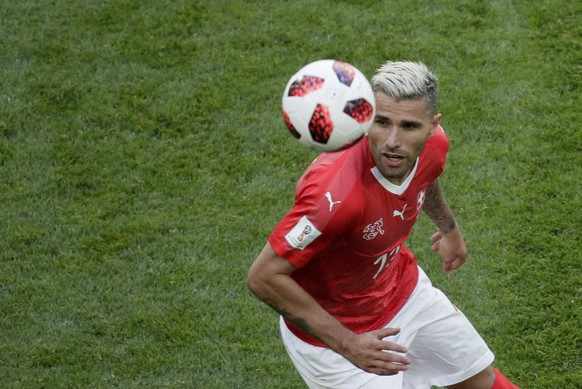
[373,246,400,279]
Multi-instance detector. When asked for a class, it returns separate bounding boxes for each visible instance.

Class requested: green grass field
[0,0,580,387]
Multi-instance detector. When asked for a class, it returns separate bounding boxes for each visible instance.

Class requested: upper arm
[247,242,297,292]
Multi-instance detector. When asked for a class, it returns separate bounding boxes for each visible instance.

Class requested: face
[368,92,441,185]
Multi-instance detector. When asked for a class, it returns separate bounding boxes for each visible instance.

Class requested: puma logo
[393,204,407,220]
[325,192,341,212]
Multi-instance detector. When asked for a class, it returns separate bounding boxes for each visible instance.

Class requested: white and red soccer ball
[281,60,376,152]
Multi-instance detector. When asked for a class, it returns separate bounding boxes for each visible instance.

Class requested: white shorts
[280,267,494,389]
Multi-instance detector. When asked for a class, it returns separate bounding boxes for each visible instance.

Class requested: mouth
[382,152,406,168]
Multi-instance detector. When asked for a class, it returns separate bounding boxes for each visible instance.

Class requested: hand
[339,327,411,376]
[430,227,468,275]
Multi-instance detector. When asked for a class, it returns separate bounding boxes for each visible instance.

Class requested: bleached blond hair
[371,61,439,116]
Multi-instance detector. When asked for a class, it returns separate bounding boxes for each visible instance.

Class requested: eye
[375,116,391,127]
[402,121,422,131]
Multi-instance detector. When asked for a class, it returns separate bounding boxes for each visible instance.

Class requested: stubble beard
[375,151,414,184]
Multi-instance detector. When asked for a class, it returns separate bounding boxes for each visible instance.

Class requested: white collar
[370,157,419,196]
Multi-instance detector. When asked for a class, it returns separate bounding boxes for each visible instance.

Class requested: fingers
[431,228,468,274]
[378,338,408,354]
[430,230,443,243]
[431,230,442,251]
[373,327,408,355]
[442,256,456,275]
[375,328,411,369]
[366,359,410,376]
[343,327,409,376]
[450,257,466,271]
[360,346,410,376]
[375,326,401,339]
[369,347,411,376]
[443,256,466,275]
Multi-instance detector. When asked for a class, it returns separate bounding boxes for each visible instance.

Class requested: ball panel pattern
[309,104,333,144]
[332,61,356,87]
[343,98,374,123]
[288,76,325,97]
[282,107,301,139]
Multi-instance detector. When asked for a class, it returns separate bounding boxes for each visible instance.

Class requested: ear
[430,113,442,134]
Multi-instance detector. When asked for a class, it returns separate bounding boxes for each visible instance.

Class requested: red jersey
[269,126,449,347]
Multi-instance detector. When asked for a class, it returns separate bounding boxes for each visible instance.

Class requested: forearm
[248,244,412,375]
[255,274,354,349]
[422,178,457,233]
[247,245,355,352]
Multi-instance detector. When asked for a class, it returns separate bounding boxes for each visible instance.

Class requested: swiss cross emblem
[363,218,384,241]
[417,189,426,210]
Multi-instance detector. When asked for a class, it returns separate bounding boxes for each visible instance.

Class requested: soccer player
[247,61,519,388]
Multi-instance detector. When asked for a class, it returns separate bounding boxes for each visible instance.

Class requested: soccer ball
[281,59,376,152]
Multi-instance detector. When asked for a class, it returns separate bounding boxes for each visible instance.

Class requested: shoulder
[296,138,368,198]
[422,125,449,164]
[292,140,368,230]
[416,125,449,179]
[426,125,449,155]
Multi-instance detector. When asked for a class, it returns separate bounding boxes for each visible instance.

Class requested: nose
[384,127,401,149]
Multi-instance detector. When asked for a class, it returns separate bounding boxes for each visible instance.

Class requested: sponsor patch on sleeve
[285,216,322,250]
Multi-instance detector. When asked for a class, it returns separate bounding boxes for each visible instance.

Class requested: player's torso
[318,165,430,281]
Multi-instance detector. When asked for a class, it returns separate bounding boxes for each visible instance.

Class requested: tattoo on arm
[262,297,313,336]
[422,179,457,233]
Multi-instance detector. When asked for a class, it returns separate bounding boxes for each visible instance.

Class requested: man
[247,61,519,388]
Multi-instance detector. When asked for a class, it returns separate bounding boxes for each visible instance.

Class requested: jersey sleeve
[268,160,357,269]
[419,125,449,178]
[430,125,449,165]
